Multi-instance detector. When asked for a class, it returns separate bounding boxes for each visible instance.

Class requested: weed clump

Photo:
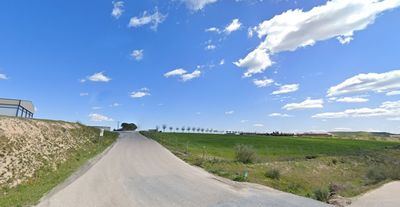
[313,188,330,202]
[366,167,387,184]
[234,144,256,163]
[265,169,280,180]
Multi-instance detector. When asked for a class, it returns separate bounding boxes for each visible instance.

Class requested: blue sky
[1,0,400,133]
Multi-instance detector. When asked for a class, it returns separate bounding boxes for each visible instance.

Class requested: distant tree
[182,126,186,133]
[201,128,205,133]
[155,125,159,132]
[169,126,173,132]
[176,127,180,132]
[197,127,201,132]
[162,124,167,132]
[192,127,196,132]
[210,129,214,133]
[187,126,191,132]
[121,123,137,131]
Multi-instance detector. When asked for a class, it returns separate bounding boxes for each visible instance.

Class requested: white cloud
[131,88,150,98]
[128,8,167,31]
[237,0,400,76]
[283,98,324,110]
[327,70,400,97]
[92,106,102,110]
[225,110,234,115]
[240,119,249,123]
[219,59,225,65]
[269,113,292,117]
[79,93,89,96]
[110,103,120,107]
[272,84,299,95]
[252,0,400,53]
[386,91,400,96]
[253,78,274,88]
[253,123,264,127]
[181,0,218,11]
[181,70,201,81]
[224,18,241,34]
[131,49,144,61]
[205,44,216,50]
[336,97,369,103]
[313,100,400,119]
[111,1,124,19]
[0,73,8,80]
[164,68,187,77]
[337,36,353,44]
[89,113,113,122]
[205,27,220,33]
[88,72,111,82]
[233,48,273,78]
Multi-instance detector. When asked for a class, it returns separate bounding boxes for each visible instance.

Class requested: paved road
[350,181,400,207]
[38,132,329,207]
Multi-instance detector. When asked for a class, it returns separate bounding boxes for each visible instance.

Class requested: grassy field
[141,132,400,202]
[0,126,118,207]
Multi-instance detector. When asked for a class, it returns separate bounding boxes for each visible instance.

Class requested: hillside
[0,116,118,206]
[331,131,400,142]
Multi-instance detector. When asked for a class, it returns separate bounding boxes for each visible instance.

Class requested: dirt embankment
[0,116,98,187]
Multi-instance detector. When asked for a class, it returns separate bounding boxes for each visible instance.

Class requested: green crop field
[141,132,400,202]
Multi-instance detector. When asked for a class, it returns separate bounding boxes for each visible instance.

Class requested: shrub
[233,173,247,182]
[366,168,387,184]
[313,188,330,202]
[331,159,338,165]
[234,144,256,163]
[265,169,280,180]
[305,155,318,160]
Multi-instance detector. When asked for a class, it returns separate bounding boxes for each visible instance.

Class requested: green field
[141,132,400,201]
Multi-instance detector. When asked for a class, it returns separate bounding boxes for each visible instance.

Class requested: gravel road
[37,132,329,207]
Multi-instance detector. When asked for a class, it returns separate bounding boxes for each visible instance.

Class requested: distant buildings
[0,98,34,118]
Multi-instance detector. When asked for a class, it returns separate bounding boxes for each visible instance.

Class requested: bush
[234,144,256,163]
[233,173,247,182]
[305,155,318,160]
[313,188,330,202]
[265,169,280,180]
[366,168,387,184]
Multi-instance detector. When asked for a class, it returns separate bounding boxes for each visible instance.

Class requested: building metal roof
[0,98,35,113]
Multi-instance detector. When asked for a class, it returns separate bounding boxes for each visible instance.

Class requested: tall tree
[162,124,167,132]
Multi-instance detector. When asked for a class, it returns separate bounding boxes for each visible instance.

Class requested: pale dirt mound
[0,116,97,187]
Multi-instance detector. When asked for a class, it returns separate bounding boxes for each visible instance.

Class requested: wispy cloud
[283,98,323,110]
[253,78,274,88]
[86,72,111,82]
[225,110,234,115]
[224,18,241,34]
[328,70,400,97]
[131,49,144,61]
[79,93,89,96]
[269,113,292,117]
[131,88,150,98]
[335,97,369,103]
[89,113,113,122]
[128,8,167,31]
[272,84,299,95]
[180,0,218,11]
[111,1,124,19]
[313,100,400,119]
[0,73,8,80]
[164,68,201,82]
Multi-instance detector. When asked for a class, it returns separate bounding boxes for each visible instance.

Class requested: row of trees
[155,125,219,133]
